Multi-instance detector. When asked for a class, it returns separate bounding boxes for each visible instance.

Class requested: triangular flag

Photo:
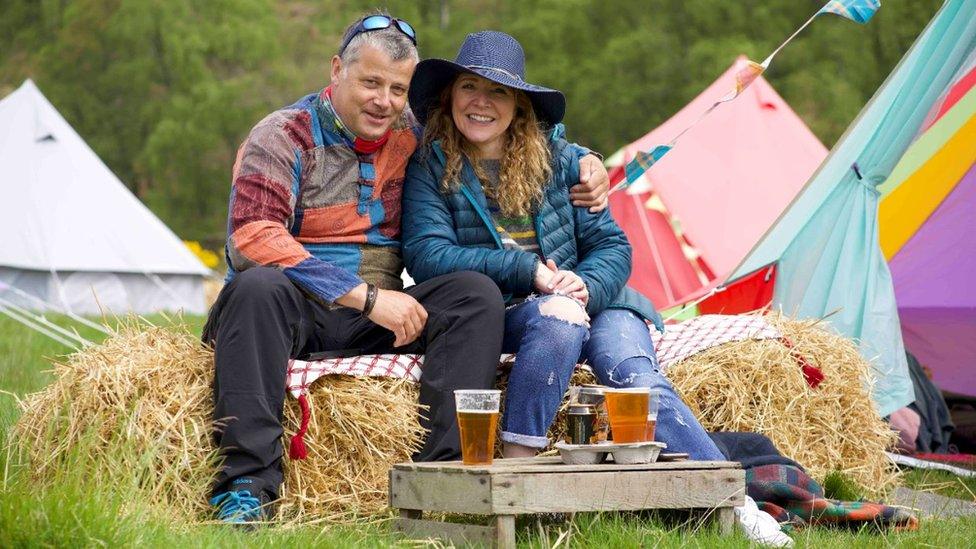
[818,0,881,24]
[624,145,672,184]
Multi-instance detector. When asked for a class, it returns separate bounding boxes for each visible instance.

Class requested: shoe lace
[210,490,264,522]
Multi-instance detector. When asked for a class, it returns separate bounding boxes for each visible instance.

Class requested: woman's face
[450,74,516,159]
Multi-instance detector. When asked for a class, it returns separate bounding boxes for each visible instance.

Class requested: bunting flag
[616,1,881,190]
[621,145,672,189]
[818,0,881,24]
[618,60,766,188]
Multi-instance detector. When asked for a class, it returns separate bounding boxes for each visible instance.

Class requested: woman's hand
[533,260,556,294]
[539,259,589,305]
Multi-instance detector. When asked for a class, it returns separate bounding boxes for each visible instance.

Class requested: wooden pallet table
[389,456,744,548]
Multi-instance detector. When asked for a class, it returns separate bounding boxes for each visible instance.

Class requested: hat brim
[408,58,566,127]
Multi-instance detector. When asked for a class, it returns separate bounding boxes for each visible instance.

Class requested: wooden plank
[389,469,493,514]
[394,517,496,546]
[482,461,739,474]
[495,515,516,549]
[395,458,739,474]
[490,469,744,513]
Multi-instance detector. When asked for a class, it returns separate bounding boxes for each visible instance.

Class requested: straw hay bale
[664,313,899,496]
[11,323,218,523]
[279,376,423,523]
[11,323,424,525]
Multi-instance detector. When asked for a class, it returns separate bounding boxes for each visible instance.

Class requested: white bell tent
[0,79,210,316]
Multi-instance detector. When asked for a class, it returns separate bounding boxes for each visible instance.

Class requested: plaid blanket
[748,464,918,531]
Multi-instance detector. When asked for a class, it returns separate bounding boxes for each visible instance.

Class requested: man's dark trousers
[202,267,504,498]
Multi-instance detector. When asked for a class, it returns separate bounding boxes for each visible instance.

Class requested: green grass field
[1,314,975,547]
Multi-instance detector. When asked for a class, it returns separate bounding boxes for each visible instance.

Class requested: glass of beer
[454,389,501,465]
[643,389,661,442]
[604,388,648,443]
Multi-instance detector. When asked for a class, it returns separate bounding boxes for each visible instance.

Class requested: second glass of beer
[604,388,649,443]
[454,389,501,465]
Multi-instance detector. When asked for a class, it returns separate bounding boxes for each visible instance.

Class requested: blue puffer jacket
[401,128,663,331]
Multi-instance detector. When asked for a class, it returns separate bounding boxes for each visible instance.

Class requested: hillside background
[0,0,940,247]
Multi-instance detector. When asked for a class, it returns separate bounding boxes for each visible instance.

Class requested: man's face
[330,45,416,141]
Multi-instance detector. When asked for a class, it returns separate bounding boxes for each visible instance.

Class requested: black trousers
[202,268,504,498]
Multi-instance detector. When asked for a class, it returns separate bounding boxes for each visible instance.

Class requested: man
[203,13,611,524]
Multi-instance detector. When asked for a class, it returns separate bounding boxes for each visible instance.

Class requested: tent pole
[633,193,676,305]
[48,267,73,315]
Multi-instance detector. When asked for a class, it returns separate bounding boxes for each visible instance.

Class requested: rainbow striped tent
[878,52,976,397]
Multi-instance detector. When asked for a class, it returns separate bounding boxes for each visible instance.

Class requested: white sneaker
[734,495,794,547]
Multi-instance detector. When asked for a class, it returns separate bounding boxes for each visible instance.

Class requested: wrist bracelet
[361,283,378,317]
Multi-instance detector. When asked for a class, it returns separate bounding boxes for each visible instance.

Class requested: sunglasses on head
[339,15,417,55]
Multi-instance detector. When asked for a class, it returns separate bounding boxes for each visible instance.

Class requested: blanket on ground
[748,463,918,531]
[709,432,918,531]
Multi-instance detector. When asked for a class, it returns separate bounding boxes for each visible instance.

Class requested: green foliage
[0,0,942,243]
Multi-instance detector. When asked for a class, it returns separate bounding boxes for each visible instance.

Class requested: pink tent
[608,56,828,310]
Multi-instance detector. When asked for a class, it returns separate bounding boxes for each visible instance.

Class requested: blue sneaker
[210,478,273,525]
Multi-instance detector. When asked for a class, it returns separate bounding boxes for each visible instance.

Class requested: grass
[1,314,975,547]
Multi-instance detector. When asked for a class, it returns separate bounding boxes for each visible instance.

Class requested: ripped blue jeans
[500,295,590,448]
[582,309,724,460]
[501,299,724,459]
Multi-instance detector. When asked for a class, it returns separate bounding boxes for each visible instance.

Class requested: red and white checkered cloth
[285,315,780,398]
[286,354,516,398]
[650,314,780,370]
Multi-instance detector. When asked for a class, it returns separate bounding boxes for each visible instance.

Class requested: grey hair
[339,25,419,67]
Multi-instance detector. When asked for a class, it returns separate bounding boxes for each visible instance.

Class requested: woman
[402,31,725,461]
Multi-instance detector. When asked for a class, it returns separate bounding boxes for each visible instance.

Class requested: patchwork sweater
[225,89,418,303]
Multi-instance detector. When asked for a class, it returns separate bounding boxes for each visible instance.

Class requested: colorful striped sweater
[225,89,418,303]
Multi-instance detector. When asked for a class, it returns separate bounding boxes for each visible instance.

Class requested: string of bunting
[611,0,881,194]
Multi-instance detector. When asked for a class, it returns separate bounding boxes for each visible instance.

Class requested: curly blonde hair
[422,79,552,217]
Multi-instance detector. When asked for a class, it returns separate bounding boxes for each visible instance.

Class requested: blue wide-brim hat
[408,30,566,127]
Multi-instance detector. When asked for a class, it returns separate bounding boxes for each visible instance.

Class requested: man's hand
[571,154,610,213]
[336,283,428,347]
[369,289,428,347]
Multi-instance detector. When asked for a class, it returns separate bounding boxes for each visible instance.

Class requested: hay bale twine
[665,313,899,497]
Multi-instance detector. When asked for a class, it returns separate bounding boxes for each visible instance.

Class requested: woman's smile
[451,74,516,159]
